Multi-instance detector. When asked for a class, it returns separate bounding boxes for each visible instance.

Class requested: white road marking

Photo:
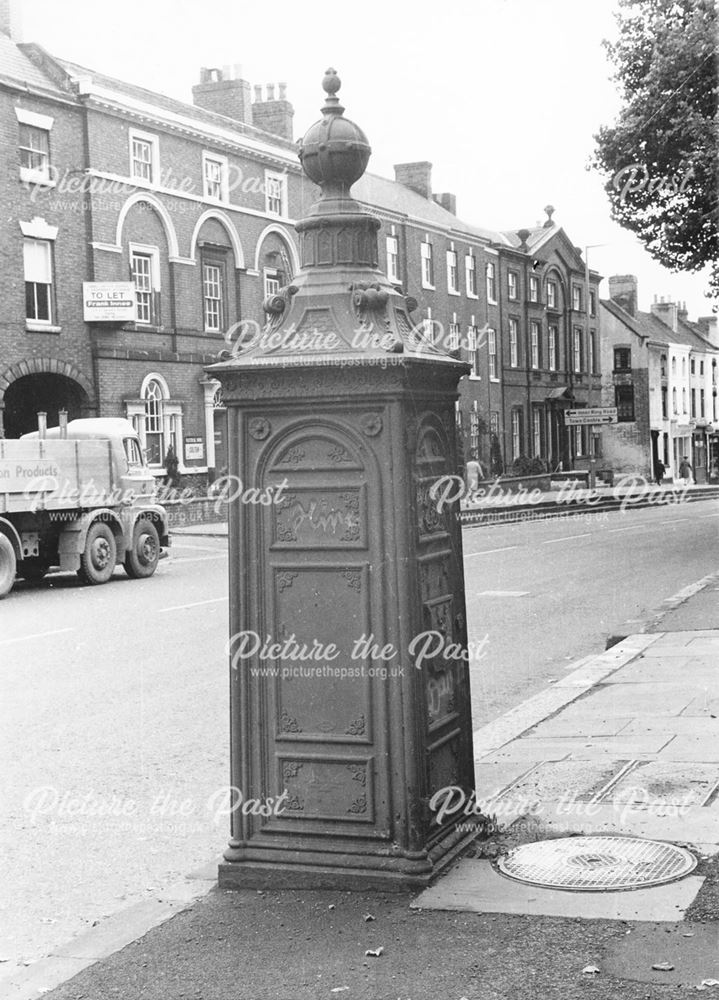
[170,542,226,552]
[464,545,518,558]
[607,525,639,533]
[158,597,228,613]
[542,533,590,544]
[0,627,75,646]
[169,554,228,564]
[476,590,529,597]
[660,518,688,525]
[700,512,719,517]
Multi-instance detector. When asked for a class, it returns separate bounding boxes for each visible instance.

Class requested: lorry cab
[22,418,156,501]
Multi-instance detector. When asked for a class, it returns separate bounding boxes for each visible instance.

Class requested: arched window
[263,248,292,298]
[143,378,166,466]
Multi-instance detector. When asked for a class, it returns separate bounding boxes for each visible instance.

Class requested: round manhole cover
[496,836,696,891]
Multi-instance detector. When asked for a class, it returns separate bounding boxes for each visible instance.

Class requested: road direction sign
[565,407,618,426]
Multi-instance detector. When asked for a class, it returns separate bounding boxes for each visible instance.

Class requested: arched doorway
[3,373,90,438]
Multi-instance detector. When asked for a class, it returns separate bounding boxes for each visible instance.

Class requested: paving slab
[603,762,719,808]
[578,683,701,717]
[655,736,719,761]
[680,695,719,716]
[621,717,719,736]
[473,759,539,801]
[508,803,719,851]
[607,658,719,685]
[411,859,704,921]
[602,921,719,987]
[491,760,628,807]
[487,735,673,760]
[526,714,633,738]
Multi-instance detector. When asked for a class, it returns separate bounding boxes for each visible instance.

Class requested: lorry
[0,416,170,598]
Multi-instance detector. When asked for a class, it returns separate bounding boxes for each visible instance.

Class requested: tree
[593,0,718,300]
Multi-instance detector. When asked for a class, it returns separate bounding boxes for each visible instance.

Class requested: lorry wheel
[0,534,17,599]
[18,559,50,582]
[124,520,160,579]
[77,522,117,585]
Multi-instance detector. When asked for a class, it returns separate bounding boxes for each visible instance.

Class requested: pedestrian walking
[465,451,483,491]
[654,458,665,486]
[678,456,693,486]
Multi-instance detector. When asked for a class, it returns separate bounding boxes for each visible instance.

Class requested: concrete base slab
[602,921,719,987]
[411,859,705,922]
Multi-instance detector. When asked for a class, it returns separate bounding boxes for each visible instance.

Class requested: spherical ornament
[298,69,371,190]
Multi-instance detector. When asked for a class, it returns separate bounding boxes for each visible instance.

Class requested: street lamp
[584,243,607,489]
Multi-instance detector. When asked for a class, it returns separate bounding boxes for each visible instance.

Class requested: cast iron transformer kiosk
[209,69,478,889]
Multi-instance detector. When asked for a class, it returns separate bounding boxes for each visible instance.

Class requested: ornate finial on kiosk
[298,68,371,201]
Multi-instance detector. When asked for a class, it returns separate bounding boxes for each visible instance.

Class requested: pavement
[3,550,718,999]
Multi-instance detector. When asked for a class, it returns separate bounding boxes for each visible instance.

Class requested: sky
[13,0,716,318]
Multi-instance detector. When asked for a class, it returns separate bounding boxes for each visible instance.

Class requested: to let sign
[83,282,136,322]
[565,407,618,426]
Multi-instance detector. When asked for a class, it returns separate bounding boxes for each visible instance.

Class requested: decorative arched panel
[230,415,392,841]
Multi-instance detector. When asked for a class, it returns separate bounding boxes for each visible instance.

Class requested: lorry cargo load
[0,418,170,597]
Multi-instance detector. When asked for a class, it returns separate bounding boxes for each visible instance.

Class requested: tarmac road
[463,499,719,727]
[0,498,716,973]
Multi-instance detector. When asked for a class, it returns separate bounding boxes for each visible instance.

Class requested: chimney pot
[279,82,287,100]
[266,83,275,101]
[254,84,263,102]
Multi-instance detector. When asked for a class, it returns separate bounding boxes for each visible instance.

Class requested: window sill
[466,291,478,300]
[468,374,482,381]
[448,289,461,297]
[20,168,55,188]
[124,322,165,333]
[487,298,498,306]
[421,283,435,291]
[490,378,500,384]
[26,322,61,333]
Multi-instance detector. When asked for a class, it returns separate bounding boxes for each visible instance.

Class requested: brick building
[494,215,602,473]
[600,275,719,481]
[1,16,604,484]
[0,30,93,438]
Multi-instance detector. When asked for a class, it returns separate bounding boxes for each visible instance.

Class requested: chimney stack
[608,274,638,317]
[193,64,253,124]
[697,315,719,348]
[394,162,432,200]
[0,0,23,39]
[252,81,294,141]
[433,192,457,215]
[651,297,679,333]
